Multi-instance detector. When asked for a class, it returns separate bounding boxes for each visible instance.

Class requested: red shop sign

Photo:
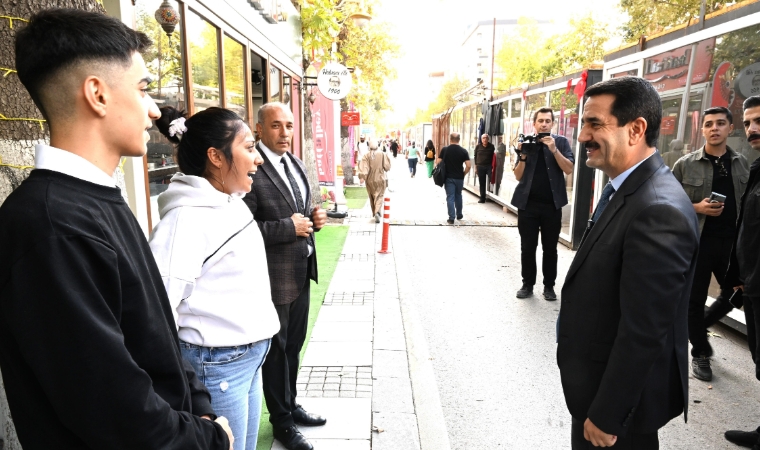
[341,111,361,126]
[661,116,676,135]
[644,38,715,93]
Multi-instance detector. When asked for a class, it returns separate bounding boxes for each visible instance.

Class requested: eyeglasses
[712,158,728,177]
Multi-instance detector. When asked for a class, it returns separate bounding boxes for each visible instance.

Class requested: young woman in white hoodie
[150,106,280,450]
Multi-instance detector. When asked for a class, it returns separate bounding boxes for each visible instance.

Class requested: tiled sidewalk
[272,196,420,450]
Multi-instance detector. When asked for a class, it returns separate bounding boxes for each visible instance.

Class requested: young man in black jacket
[723,95,760,449]
[0,9,231,449]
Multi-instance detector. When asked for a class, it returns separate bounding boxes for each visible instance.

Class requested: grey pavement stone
[372,377,414,414]
[357,378,372,386]
[373,326,406,351]
[357,391,372,398]
[371,412,421,450]
[356,384,372,392]
[357,367,372,373]
[306,391,323,397]
[309,321,373,342]
[372,350,409,379]
[323,390,340,398]
[316,305,374,322]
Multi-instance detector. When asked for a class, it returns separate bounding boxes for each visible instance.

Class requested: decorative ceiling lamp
[155,0,180,37]
[343,0,372,29]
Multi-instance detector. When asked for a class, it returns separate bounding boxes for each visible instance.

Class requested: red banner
[311,90,335,186]
[341,111,361,126]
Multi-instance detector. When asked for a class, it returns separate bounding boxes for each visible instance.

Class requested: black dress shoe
[273,425,314,450]
[293,405,327,426]
[543,287,557,301]
[692,356,712,381]
[725,428,760,448]
[516,284,533,299]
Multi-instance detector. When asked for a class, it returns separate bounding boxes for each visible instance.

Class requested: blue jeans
[408,158,418,176]
[181,339,271,450]
[444,177,464,220]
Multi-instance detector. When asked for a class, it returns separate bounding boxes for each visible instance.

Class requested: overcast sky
[372,0,627,125]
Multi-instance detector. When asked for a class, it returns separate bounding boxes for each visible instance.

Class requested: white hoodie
[149,174,280,347]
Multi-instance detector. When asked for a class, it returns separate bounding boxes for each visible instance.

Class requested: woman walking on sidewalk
[424,140,436,178]
[150,106,280,450]
[406,141,420,177]
[358,139,391,223]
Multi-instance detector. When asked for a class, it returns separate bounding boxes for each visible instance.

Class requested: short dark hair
[743,96,760,111]
[15,8,152,120]
[584,76,662,148]
[156,106,245,177]
[702,106,732,125]
[533,107,554,123]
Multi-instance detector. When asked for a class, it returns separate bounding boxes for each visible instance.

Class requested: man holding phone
[672,106,750,381]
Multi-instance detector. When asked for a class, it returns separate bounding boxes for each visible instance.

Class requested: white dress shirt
[34,144,117,187]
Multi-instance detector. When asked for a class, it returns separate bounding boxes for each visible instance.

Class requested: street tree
[300,0,399,186]
[407,74,469,127]
[619,0,731,42]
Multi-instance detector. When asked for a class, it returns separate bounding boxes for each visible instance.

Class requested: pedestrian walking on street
[723,95,760,449]
[406,141,420,177]
[390,139,399,158]
[436,133,471,224]
[474,133,495,203]
[671,106,749,382]
[358,139,391,223]
[150,106,281,450]
[424,139,436,178]
[243,103,328,450]
[511,107,575,301]
[0,9,233,449]
[557,76,699,450]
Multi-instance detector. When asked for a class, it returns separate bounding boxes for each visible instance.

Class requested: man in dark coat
[557,77,699,449]
[244,103,328,450]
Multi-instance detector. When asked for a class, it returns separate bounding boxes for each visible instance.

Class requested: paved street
[377,155,760,449]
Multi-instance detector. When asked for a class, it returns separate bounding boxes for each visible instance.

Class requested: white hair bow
[168,117,187,140]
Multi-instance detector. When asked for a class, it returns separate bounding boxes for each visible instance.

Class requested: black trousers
[517,202,562,287]
[743,296,760,380]
[477,165,490,201]
[571,418,658,449]
[688,234,734,357]
[263,275,310,429]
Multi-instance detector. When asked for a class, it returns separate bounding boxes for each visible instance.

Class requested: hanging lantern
[155,0,180,38]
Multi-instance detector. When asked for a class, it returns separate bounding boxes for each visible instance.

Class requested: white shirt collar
[259,142,286,166]
[34,144,117,187]
[609,150,656,193]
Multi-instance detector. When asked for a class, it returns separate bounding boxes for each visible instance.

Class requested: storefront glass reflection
[224,35,246,119]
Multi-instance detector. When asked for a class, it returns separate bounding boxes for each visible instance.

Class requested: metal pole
[490,18,496,101]
[676,43,699,145]
[699,0,707,29]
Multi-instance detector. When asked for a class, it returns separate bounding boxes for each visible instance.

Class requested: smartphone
[709,192,727,203]
[536,132,551,139]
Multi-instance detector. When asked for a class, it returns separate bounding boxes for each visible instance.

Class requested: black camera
[516,133,550,155]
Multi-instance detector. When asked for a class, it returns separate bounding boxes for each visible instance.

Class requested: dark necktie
[591,182,616,222]
[281,158,305,215]
[281,158,314,249]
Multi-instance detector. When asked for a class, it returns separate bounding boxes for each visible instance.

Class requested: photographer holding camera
[511,108,574,300]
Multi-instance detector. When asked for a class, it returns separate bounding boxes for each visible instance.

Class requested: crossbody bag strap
[202,219,255,265]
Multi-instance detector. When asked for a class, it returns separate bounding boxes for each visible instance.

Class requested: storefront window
[270,64,282,102]
[511,97,522,119]
[707,24,760,165]
[658,92,704,167]
[251,50,267,135]
[223,35,246,119]
[550,89,581,237]
[135,0,186,223]
[187,10,220,112]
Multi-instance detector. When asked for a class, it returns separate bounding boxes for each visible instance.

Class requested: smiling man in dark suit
[243,102,327,450]
[557,77,699,449]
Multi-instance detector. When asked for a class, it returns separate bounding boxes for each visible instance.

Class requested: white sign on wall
[317,63,352,100]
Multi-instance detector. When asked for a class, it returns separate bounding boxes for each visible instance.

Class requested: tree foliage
[135,8,183,97]
[406,75,469,127]
[492,15,610,93]
[619,0,733,42]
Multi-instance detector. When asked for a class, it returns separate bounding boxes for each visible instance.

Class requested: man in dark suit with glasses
[672,106,750,382]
